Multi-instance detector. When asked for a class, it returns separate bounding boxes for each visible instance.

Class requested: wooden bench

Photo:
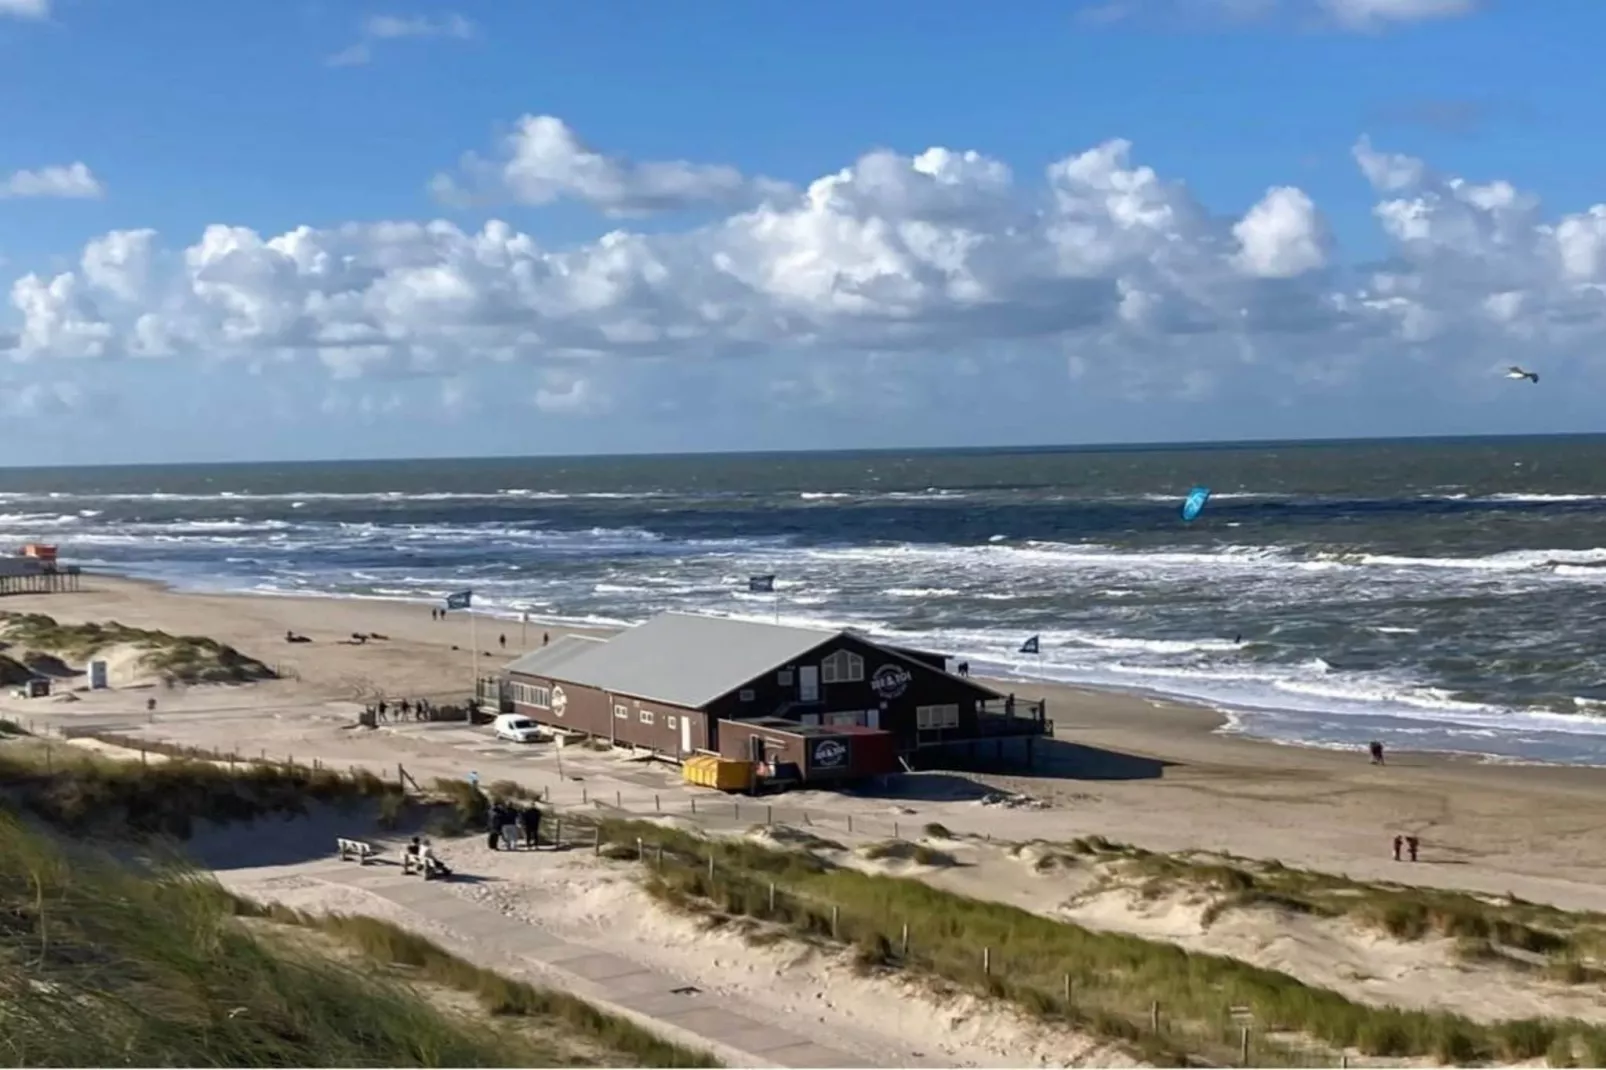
[336,837,379,864]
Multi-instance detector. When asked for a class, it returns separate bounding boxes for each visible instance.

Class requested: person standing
[1406,835,1419,862]
[486,801,504,851]
[1392,835,1403,862]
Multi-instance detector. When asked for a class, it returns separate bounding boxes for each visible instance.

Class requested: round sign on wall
[551,686,568,716]
[871,664,912,699]
[812,739,848,768]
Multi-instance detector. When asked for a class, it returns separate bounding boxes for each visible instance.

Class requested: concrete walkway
[274,861,877,1069]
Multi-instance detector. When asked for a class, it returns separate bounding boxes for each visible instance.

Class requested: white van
[492,713,544,744]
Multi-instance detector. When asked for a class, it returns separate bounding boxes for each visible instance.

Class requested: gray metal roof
[504,612,835,709]
[503,633,607,677]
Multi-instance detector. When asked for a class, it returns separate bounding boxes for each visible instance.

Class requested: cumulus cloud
[0,0,48,19]
[1319,0,1477,29]
[5,126,1606,409]
[432,115,788,216]
[327,12,475,67]
[0,162,104,200]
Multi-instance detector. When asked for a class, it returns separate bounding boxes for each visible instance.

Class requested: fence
[9,720,1359,1067]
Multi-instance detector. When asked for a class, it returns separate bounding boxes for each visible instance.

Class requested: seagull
[1506,365,1539,384]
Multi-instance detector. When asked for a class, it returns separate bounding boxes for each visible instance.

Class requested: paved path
[249,860,876,1069]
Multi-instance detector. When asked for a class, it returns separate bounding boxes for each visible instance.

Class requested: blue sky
[0,0,1600,464]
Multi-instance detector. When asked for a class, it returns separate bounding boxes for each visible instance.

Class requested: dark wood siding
[703,633,999,753]
[506,670,712,757]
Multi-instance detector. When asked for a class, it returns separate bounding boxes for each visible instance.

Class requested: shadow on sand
[915,736,1175,782]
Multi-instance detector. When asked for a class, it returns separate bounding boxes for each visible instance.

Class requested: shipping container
[831,724,901,779]
[718,717,898,787]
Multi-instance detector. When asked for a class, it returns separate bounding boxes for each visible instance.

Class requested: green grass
[591,818,1606,1067]
[1096,840,1606,966]
[0,733,402,839]
[0,610,276,684]
[232,900,718,1067]
[0,813,578,1067]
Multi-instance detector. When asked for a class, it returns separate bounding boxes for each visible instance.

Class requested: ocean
[1,437,1604,765]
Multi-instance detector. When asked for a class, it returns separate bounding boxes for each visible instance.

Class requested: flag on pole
[445,590,473,611]
[747,574,776,593]
[1019,635,1040,655]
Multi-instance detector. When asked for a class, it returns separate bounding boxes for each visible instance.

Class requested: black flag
[1019,635,1040,655]
[748,574,776,593]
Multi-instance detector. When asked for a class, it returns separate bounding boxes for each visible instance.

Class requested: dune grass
[1071,839,1606,976]
[0,610,275,684]
[593,817,1606,1067]
[0,733,402,839]
[0,813,570,1067]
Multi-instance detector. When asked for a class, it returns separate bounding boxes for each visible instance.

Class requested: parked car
[492,713,543,744]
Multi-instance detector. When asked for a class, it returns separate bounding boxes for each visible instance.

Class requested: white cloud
[1078,0,1478,30]
[0,0,48,19]
[1318,0,1477,30]
[432,115,787,216]
[0,162,104,200]
[328,11,475,67]
[7,126,1606,412]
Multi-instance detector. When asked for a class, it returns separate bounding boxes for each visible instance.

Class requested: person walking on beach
[1392,835,1403,862]
[499,633,506,650]
[1406,835,1420,862]
[1368,740,1386,766]
[543,632,550,646]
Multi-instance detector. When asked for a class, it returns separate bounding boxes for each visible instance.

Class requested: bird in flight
[1506,365,1539,384]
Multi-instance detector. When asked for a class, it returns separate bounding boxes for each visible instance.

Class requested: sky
[1,0,1602,465]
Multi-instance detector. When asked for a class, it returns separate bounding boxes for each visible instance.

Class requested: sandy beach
[12,572,1606,1061]
[3,573,1605,915]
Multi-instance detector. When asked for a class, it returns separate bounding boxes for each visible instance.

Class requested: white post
[470,605,479,701]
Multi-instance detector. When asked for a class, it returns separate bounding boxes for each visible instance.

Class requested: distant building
[499,611,1048,763]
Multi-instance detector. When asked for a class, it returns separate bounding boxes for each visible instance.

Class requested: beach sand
[6,572,1606,921]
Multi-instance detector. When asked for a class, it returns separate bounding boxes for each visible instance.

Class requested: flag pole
[470,604,479,699]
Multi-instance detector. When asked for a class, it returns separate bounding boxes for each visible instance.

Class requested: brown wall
[703,632,999,752]
[506,671,711,758]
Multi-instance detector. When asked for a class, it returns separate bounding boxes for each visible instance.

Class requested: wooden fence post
[616,790,622,807]
[582,786,588,804]
[900,922,909,957]
[768,882,776,913]
[983,947,991,975]
[831,905,839,939]
[1239,1026,1250,1066]
[636,837,644,861]
[847,815,853,833]
[1149,1001,1160,1032]
[554,815,562,846]
[894,821,900,839]
[1063,974,1072,1007]
[655,793,661,812]
[690,796,697,813]
[766,805,773,825]
[733,801,740,820]
[707,854,715,880]
[656,844,664,867]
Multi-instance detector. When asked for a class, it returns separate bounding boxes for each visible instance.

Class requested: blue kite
[1181,486,1211,522]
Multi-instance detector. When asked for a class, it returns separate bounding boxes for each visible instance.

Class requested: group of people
[488,799,544,851]
[403,836,453,879]
[364,697,442,723]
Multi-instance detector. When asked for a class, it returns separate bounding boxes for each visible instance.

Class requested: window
[777,669,794,687]
[826,711,864,727]
[666,714,678,730]
[820,650,864,684]
[511,682,552,709]
[614,704,628,720]
[916,704,960,730]
[639,710,655,725]
[739,688,755,702]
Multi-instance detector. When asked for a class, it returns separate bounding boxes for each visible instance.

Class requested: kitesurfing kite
[1181,486,1211,522]
[1506,365,1539,384]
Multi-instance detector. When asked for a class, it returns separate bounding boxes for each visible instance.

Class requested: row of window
[916,704,960,730]
[820,649,865,684]
[510,682,552,709]
[612,703,678,729]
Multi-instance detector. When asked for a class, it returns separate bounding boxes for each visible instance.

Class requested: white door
[681,714,693,755]
[799,665,819,702]
[867,708,880,730]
